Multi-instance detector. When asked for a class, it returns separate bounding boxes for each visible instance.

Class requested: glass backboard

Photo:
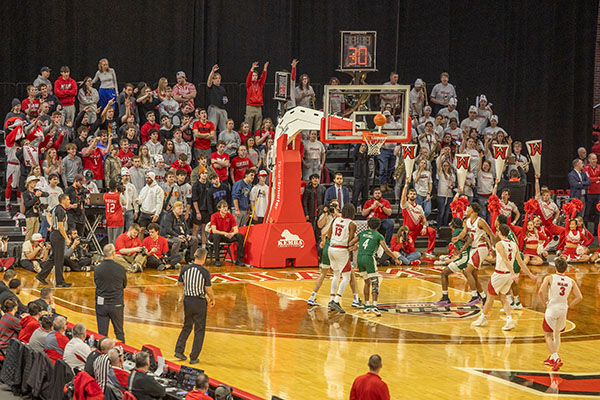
[321,84,412,144]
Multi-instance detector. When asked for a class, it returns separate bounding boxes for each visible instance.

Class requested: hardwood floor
[14,261,600,399]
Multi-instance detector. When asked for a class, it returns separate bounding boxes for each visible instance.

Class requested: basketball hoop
[363,131,388,155]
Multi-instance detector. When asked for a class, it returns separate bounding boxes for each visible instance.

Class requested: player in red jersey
[400,177,436,259]
[104,180,126,245]
[538,257,582,371]
[534,175,565,250]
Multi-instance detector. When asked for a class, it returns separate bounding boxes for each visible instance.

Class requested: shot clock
[339,31,377,72]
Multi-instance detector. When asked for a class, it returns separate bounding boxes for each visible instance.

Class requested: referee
[174,248,214,364]
[94,244,127,343]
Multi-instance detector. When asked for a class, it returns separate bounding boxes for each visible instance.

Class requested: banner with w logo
[526,140,542,175]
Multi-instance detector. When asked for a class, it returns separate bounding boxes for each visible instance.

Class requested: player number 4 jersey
[358,230,384,257]
[547,274,574,310]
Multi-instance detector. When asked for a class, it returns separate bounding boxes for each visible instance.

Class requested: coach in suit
[324,172,350,208]
[568,159,591,202]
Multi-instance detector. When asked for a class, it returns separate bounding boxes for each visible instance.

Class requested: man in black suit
[128,351,166,400]
[303,173,326,241]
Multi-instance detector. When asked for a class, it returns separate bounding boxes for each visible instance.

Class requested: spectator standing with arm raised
[207,64,228,133]
[245,61,268,132]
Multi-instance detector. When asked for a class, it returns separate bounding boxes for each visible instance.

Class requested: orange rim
[362,131,388,141]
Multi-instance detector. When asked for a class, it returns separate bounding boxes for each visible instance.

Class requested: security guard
[174,248,214,364]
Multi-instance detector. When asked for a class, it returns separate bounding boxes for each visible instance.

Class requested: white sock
[442,290,448,295]
[506,315,512,322]
[353,293,359,301]
[373,301,377,306]
[364,301,370,306]
[479,291,486,299]
[514,295,520,303]
[309,291,316,299]
[551,352,558,360]
[472,290,478,297]
[334,294,341,303]
[506,294,513,303]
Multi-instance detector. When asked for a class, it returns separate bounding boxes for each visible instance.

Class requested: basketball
[373,113,386,126]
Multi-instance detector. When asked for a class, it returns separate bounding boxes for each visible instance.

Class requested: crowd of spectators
[3,59,598,275]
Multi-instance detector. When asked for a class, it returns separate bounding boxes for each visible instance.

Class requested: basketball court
[14,260,600,399]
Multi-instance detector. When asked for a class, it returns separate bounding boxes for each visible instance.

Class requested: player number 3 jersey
[547,274,574,310]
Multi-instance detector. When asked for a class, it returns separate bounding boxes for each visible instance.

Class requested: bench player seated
[471,224,536,330]
[538,257,583,371]
[352,217,400,316]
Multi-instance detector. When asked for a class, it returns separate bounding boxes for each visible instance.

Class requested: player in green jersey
[352,217,399,316]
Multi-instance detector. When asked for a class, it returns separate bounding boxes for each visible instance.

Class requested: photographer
[317,200,341,242]
[20,233,52,273]
[0,236,15,271]
[36,193,72,287]
[23,175,44,241]
[161,201,199,263]
[65,174,87,236]
[64,228,93,272]
[390,226,421,266]
[143,223,182,271]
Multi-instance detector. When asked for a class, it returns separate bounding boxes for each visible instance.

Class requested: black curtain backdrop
[0,0,596,181]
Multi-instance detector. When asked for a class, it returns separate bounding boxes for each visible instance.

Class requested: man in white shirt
[475,94,493,133]
[483,115,505,140]
[250,170,269,223]
[302,130,326,180]
[409,78,425,117]
[460,106,481,134]
[63,323,91,371]
[429,72,456,115]
[438,97,459,127]
[381,72,400,107]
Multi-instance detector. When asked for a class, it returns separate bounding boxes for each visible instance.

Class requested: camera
[140,247,148,256]
[326,202,337,214]
[78,238,90,245]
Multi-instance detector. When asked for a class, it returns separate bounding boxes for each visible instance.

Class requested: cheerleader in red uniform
[576,216,594,255]
[562,219,590,262]
[522,219,548,265]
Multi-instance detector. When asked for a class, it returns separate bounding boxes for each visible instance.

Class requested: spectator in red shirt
[172,153,192,177]
[82,135,108,189]
[185,373,212,400]
[255,118,275,146]
[209,200,244,266]
[105,180,126,244]
[350,354,390,400]
[0,298,21,350]
[245,61,269,132]
[362,187,394,243]
[142,223,182,270]
[54,66,77,123]
[18,301,42,343]
[22,85,41,118]
[118,138,135,167]
[114,224,147,273]
[211,141,230,183]
[584,152,600,232]
[192,108,215,160]
[44,316,69,364]
[390,226,421,265]
[230,145,254,182]
[237,121,252,146]
[141,111,161,144]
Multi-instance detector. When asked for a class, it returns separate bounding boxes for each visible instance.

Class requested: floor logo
[278,229,305,248]
[377,302,480,318]
[459,368,600,396]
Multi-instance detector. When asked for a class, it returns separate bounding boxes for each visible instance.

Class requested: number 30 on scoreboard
[339,31,377,72]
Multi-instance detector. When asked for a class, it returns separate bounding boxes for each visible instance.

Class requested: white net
[364,134,387,155]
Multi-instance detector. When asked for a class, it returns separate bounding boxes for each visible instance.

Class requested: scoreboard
[339,31,377,72]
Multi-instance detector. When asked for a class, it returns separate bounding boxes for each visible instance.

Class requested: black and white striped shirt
[178,263,211,297]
